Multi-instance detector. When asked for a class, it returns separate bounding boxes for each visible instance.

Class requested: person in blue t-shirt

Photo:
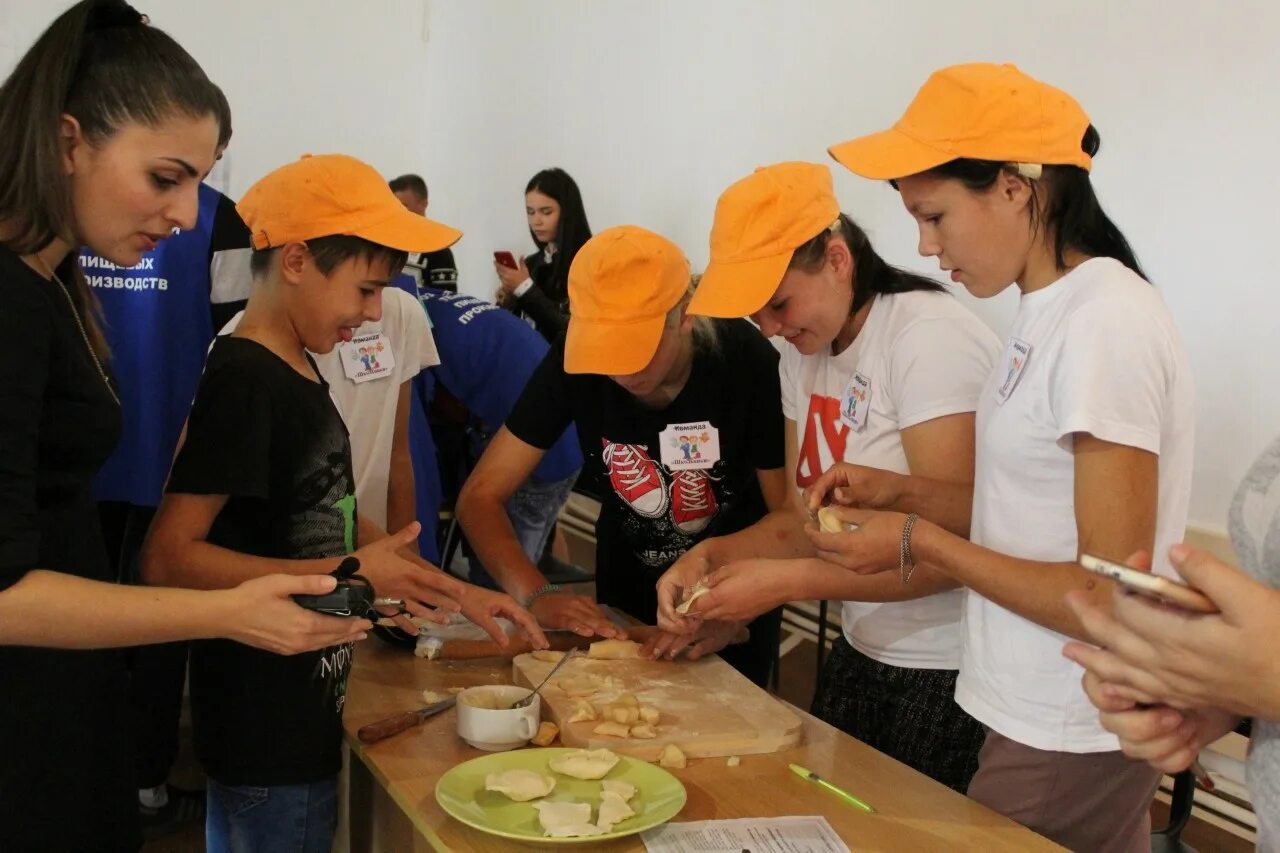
[80,181,252,838]
[399,282,582,586]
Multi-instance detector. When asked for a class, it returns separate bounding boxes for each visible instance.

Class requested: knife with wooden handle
[357,697,456,744]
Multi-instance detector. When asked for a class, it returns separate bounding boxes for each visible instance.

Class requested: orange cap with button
[828,63,1092,181]
[237,153,461,253]
[689,162,841,319]
[564,226,691,375]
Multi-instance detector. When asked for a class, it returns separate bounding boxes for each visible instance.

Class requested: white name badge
[339,331,396,384]
[840,371,873,431]
[995,337,1032,404]
[658,421,721,471]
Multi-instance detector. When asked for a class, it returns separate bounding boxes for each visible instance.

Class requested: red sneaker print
[671,469,718,534]
[602,440,668,518]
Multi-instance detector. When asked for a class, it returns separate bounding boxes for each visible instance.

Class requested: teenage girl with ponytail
[657,161,999,792]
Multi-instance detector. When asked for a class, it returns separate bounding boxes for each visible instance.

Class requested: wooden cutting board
[511,651,802,760]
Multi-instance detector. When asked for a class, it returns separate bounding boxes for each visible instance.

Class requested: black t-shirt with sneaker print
[506,319,785,684]
[166,336,358,786]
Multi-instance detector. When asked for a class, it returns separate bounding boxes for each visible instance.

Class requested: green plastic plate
[435,747,687,844]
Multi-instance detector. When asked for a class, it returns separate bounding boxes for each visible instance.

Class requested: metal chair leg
[1151,770,1198,853]
[815,600,829,673]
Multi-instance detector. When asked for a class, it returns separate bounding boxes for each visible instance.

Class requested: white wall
[5,0,1278,527]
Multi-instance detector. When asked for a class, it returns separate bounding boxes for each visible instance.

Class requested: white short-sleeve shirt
[317,287,439,530]
[956,257,1195,752]
[781,289,1000,668]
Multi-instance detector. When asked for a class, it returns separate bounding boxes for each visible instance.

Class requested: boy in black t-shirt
[456,226,785,687]
[141,154,545,851]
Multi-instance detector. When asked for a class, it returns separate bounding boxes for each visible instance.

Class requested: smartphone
[1079,554,1218,613]
[493,250,518,269]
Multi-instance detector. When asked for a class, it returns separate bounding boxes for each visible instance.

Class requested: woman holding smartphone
[0,3,376,849]
[805,63,1195,852]
[493,167,592,342]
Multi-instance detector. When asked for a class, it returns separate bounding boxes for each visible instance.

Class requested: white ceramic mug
[456,686,540,751]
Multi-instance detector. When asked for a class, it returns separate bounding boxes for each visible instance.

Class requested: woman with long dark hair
[0,3,372,848]
[494,166,592,342]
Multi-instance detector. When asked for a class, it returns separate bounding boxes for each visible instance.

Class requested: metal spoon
[511,648,578,709]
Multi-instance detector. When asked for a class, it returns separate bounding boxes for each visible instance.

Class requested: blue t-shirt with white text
[83,184,249,506]
[395,279,581,557]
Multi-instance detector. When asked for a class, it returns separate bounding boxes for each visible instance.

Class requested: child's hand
[683,558,793,624]
[803,463,906,514]
[654,548,710,633]
[221,574,372,654]
[458,587,549,649]
[355,523,466,621]
[640,620,745,661]
[529,592,627,639]
[804,506,905,575]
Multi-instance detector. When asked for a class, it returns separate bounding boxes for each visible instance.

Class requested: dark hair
[0,0,232,356]
[248,235,409,280]
[389,173,428,202]
[789,213,944,314]
[525,167,592,294]
[911,126,1146,280]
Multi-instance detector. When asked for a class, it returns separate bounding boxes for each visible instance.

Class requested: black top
[0,245,138,850]
[405,247,458,293]
[511,250,568,342]
[207,189,255,329]
[506,319,784,620]
[167,336,358,786]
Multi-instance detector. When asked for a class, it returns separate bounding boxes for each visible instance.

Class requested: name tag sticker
[339,331,395,384]
[658,421,721,470]
[840,371,873,431]
[995,338,1032,404]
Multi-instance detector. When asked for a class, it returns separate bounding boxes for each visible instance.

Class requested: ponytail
[919,126,1146,280]
[789,213,946,314]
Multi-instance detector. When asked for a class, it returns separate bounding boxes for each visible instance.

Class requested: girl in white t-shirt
[655,162,999,791]
[811,64,1195,852]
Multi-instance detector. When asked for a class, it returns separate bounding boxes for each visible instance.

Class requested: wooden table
[342,642,1063,852]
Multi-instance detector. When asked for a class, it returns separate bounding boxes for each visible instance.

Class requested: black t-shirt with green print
[167,335,358,786]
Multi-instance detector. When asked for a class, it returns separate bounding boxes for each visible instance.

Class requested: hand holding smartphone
[1079,554,1218,613]
[493,250,518,270]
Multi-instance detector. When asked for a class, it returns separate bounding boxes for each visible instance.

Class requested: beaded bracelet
[523,582,562,609]
[899,513,920,584]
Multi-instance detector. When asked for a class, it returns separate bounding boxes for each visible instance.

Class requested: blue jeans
[468,470,578,589]
[206,777,337,853]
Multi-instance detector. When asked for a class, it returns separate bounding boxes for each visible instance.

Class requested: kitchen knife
[357,697,457,744]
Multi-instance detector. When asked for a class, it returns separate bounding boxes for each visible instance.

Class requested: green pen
[789,763,875,814]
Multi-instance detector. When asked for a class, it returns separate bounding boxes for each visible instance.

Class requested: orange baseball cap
[563,226,691,375]
[689,162,840,318]
[828,63,1092,181]
[237,153,461,253]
